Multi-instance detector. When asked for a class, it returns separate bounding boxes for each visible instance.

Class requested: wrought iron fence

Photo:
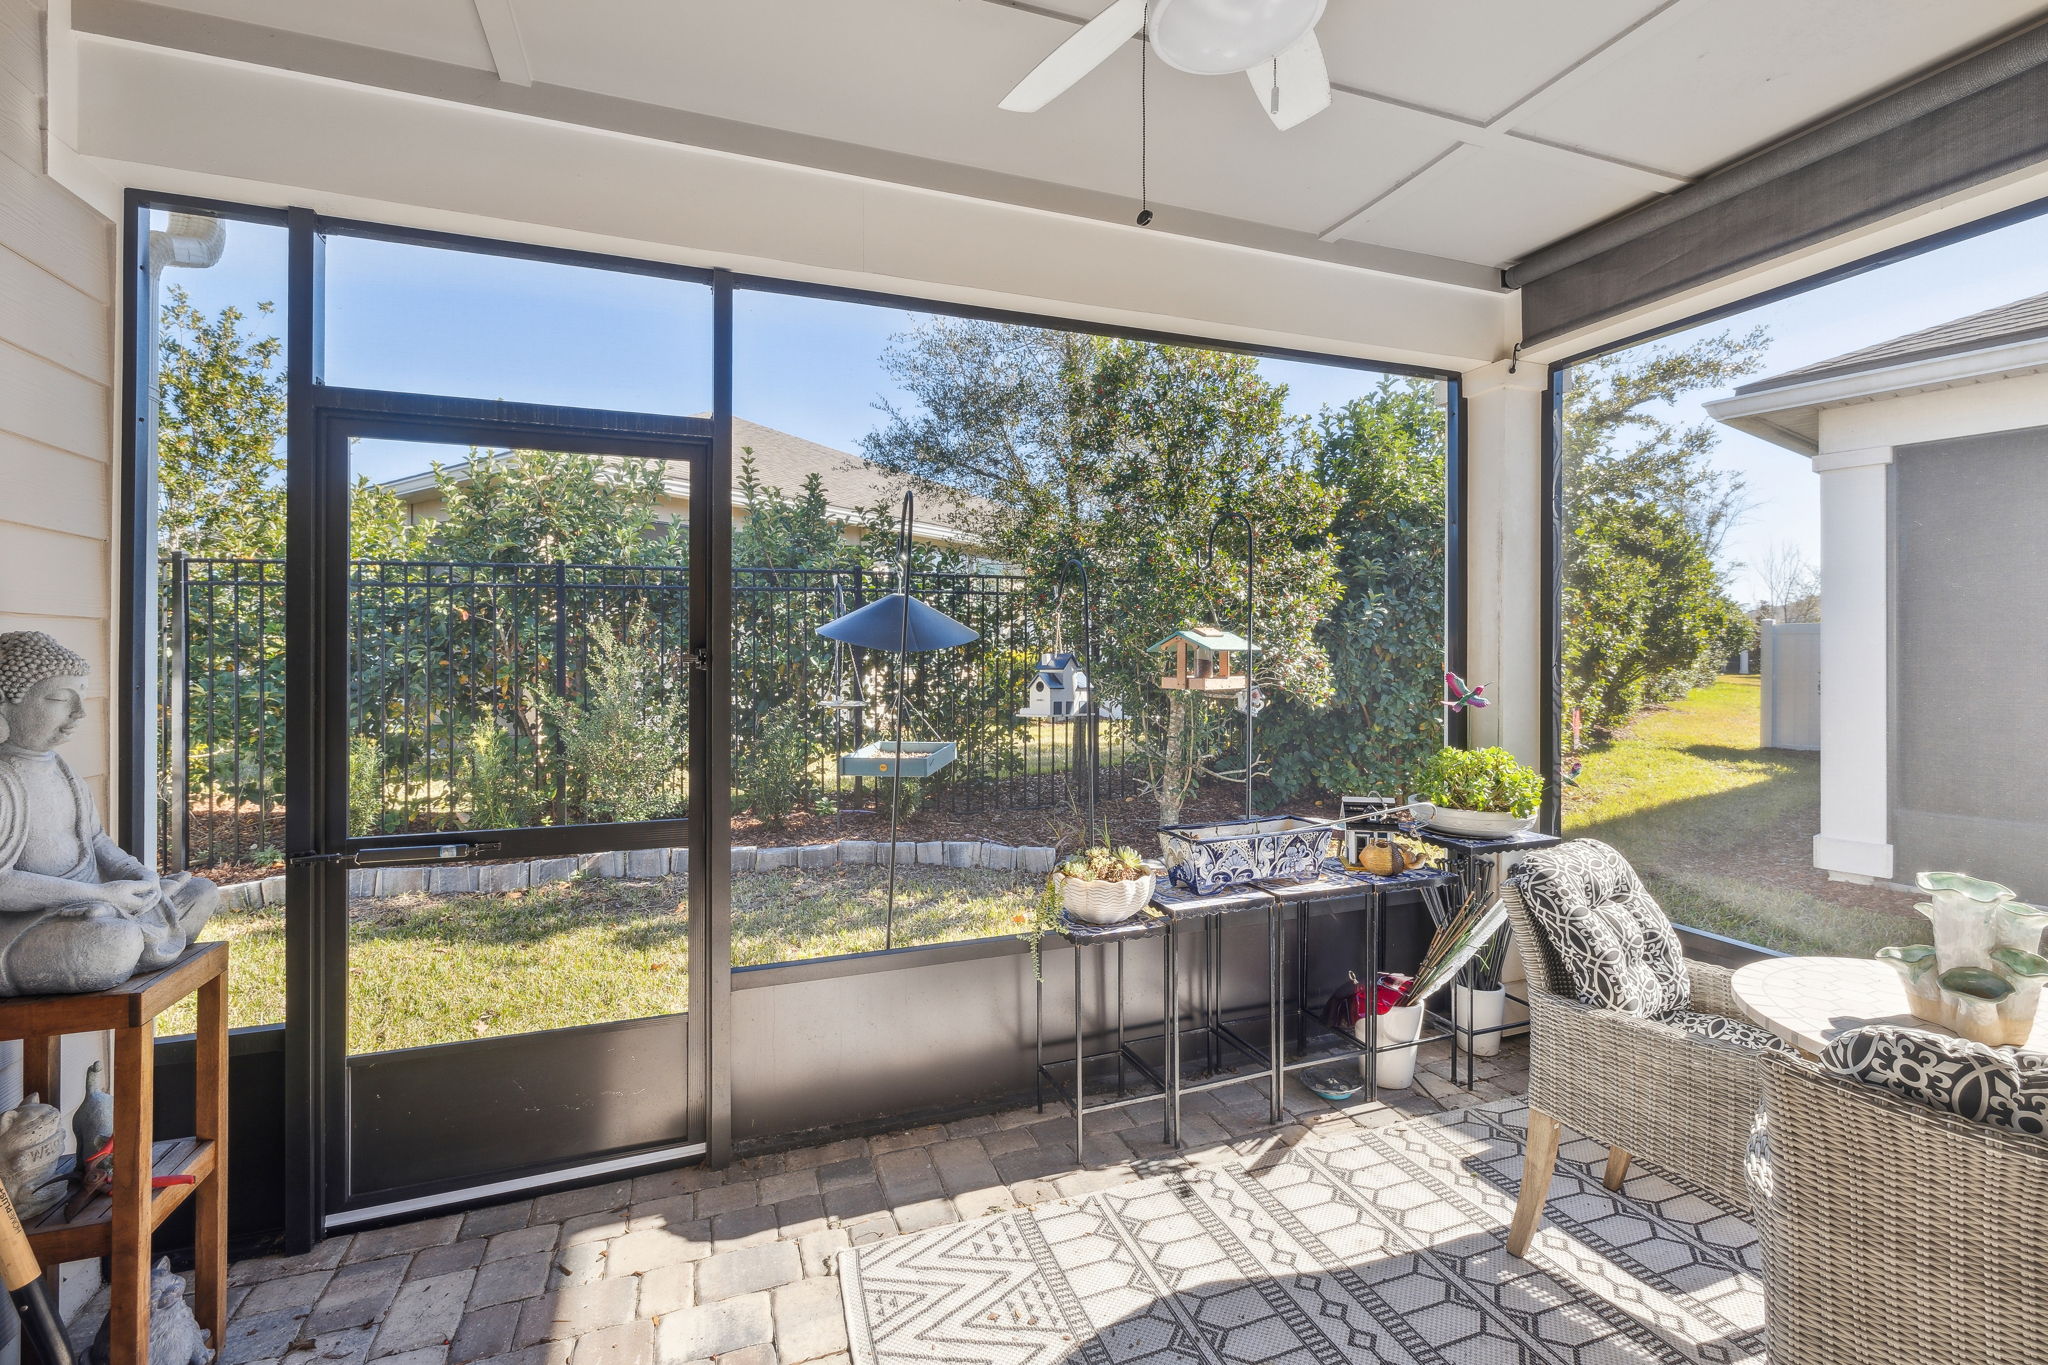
[158,554,1138,870]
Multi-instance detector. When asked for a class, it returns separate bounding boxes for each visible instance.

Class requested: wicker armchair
[1500,873,1770,1256]
[1752,1052,2048,1365]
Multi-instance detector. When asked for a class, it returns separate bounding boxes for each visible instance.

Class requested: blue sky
[1607,210,2048,602]
[156,217,1426,493]
[155,207,2048,601]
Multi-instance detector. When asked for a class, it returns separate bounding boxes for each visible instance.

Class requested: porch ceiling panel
[503,0,1461,236]
[1513,0,2048,179]
[1329,142,1657,270]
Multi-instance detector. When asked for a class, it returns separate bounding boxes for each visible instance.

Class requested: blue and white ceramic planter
[1157,815,1338,894]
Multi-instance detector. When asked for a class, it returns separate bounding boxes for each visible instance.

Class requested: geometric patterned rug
[840,1102,1765,1364]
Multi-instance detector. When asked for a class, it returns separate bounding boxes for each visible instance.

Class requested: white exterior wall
[0,0,119,1322]
[1460,359,1548,769]
[1806,375,2048,883]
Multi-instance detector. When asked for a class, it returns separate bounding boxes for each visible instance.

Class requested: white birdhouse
[1018,651,1091,720]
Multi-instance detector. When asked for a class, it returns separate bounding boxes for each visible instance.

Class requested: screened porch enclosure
[13,8,2047,1362]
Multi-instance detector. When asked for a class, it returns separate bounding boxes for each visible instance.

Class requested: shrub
[540,618,686,823]
[1411,746,1543,817]
[463,720,538,830]
[736,699,813,828]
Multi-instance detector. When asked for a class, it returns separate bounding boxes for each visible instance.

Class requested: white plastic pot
[1453,984,1506,1058]
[1357,1002,1426,1090]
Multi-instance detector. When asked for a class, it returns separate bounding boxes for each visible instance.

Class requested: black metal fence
[159,554,1138,870]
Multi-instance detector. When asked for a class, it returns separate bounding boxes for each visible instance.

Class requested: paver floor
[180,1039,1526,1365]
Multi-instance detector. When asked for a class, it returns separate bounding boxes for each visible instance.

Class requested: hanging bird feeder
[816,491,978,948]
[1152,626,1250,692]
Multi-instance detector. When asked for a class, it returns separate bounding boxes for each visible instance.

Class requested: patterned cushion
[1743,1109,1774,1206]
[1820,1025,2048,1136]
[1509,839,1690,1017]
[1664,1008,1794,1055]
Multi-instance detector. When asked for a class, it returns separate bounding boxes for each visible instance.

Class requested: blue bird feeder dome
[816,592,978,653]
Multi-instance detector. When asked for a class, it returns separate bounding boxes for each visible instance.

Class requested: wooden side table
[0,943,228,1365]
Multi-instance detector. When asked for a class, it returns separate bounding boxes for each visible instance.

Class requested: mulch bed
[190,782,1344,885]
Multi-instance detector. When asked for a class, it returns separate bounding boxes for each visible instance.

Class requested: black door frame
[268,208,735,1244]
[293,391,719,1229]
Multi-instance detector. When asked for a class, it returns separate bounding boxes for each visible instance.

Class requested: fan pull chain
[1270,58,1280,114]
[1137,0,1153,226]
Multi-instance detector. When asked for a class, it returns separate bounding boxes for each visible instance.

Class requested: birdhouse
[1152,626,1249,692]
[1018,651,1091,720]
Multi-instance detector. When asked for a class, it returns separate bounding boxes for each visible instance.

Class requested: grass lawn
[1565,674,1924,958]
[160,864,1037,1051]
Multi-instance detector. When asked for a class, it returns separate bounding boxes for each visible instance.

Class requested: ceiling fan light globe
[1148,0,1327,76]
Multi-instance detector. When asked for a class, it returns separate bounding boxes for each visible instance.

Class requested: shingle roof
[380,416,991,535]
[1736,289,2048,395]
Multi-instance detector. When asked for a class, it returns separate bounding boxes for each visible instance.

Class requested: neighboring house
[375,416,993,558]
[1707,292,2048,895]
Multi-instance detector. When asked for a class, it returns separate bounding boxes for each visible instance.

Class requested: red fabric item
[1373,973,1413,1014]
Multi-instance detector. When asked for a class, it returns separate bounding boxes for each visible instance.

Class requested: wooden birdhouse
[1019,651,1091,720]
[1152,627,1249,692]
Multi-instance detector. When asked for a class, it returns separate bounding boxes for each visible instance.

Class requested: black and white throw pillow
[1509,839,1690,1017]
[1664,1008,1794,1055]
[1820,1025,2048,1136]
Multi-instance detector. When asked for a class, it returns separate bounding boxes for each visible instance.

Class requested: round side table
[1731,954,2048,1055]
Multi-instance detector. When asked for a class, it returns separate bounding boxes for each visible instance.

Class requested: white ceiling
[90,0,2048,282]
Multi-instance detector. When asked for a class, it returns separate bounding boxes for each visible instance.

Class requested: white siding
[0,0,118,1322]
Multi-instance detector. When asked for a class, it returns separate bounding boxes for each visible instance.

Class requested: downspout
[135,212,227,870]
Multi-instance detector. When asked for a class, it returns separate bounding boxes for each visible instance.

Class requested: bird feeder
[1152,626,1249,692]
[815,490,978,949]
[1018,651,1091,720]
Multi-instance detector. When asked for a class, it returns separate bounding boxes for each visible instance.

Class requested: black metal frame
[117,188,1471,1248]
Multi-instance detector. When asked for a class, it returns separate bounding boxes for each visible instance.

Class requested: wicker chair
[1751,1051,2048,1365]
[1499,853,1770,1257]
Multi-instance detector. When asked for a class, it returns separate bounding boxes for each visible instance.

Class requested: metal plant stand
[1033,910,1173,1151]
[1408,828,1561,1083]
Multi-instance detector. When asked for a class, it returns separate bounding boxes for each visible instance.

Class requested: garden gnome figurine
[0,633,216,994]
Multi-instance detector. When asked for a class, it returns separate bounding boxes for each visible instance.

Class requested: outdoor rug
[839,1102,1765,1364]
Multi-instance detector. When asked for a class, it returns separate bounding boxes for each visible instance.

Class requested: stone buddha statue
[0,632,216,995]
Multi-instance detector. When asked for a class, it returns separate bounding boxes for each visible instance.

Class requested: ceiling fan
[1000,0,1332,131]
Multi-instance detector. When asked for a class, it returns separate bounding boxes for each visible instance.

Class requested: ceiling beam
[471,0,533,86]
[70,0,1505,292]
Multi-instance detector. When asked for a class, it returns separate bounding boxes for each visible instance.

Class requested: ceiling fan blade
[1000,0,1147,113]
[1247,29,1331,130]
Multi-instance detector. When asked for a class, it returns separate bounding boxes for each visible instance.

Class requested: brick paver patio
[183,1040,1525,1365]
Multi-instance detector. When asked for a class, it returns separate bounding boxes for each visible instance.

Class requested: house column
[1812,443,1893,881]
[1460,359,1549,767]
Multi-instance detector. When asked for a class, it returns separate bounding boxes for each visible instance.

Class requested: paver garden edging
[216,839,1060,909]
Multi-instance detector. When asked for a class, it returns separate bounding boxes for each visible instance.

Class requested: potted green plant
[1054,845,1155,926]
[1020,844,1156,980]
[1410,746,1544,838]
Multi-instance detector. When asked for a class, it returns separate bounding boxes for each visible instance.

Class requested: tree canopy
[1562,329,1765,733]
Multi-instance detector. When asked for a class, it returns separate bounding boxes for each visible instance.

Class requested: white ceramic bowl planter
[1059,871,1157,926]
[1417,805,1536,839]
